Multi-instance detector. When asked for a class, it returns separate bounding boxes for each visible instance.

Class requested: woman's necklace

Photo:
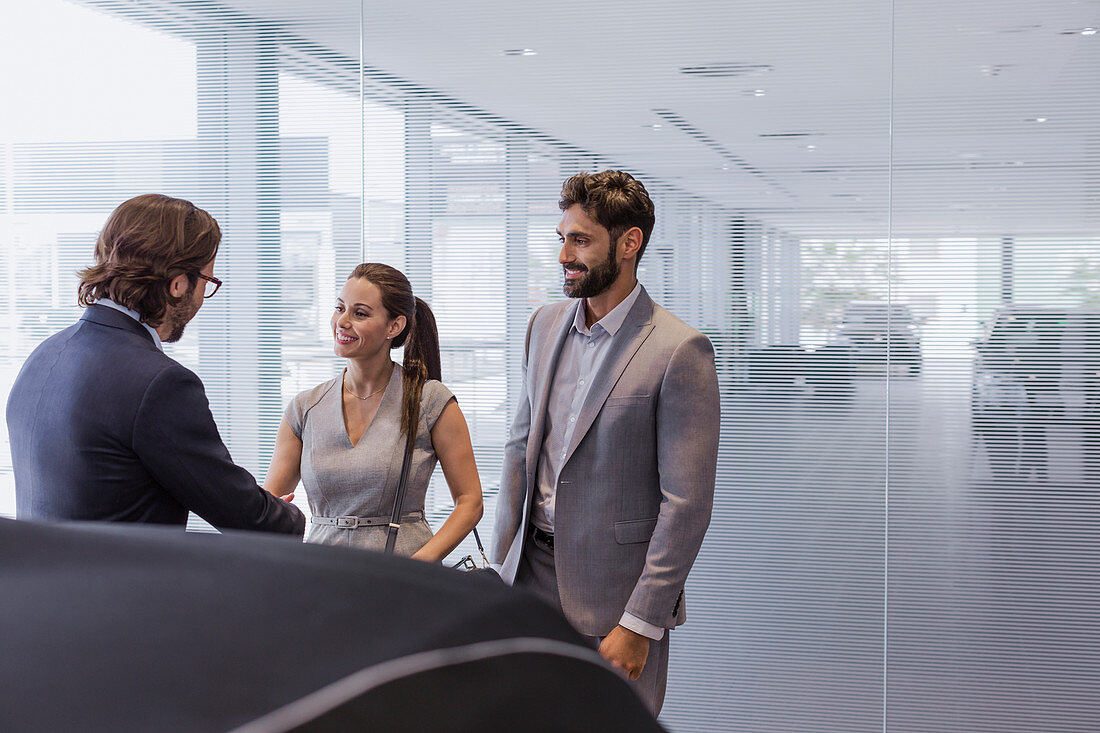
[343,369,388,401]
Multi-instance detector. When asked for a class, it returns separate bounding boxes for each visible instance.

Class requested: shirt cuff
[619,612,665,641]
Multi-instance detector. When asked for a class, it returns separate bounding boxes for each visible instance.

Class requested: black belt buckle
[531,525,554,550]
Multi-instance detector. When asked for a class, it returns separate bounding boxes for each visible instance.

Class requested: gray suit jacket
[492,286,719,636]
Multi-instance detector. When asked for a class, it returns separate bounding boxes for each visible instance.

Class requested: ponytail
[346,263,441,452]
[398,297,441,451]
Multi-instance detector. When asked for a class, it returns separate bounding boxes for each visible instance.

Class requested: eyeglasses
[194,272,223,299]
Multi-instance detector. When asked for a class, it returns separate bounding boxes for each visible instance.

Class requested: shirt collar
[97,298,163,351]
[572,281,643,338]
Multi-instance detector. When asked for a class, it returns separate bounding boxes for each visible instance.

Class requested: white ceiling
[123,0,1100,237]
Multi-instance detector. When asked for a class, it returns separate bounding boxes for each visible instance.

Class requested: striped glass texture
[1,1,1097,731]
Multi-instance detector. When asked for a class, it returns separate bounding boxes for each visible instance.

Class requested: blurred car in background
[746,343,855,398]
[971,306,1100,480]
[830,301,923,376]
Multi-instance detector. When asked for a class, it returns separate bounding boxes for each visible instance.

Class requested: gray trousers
[514,528,670,716]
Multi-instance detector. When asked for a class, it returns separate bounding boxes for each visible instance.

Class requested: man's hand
[598,625,650,681]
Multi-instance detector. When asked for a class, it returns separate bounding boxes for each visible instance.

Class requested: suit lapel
[562,289,656,465]
[524,301,581,486]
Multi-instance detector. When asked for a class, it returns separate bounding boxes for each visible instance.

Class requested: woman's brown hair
[77,194,221,326]
[347,263,441,451]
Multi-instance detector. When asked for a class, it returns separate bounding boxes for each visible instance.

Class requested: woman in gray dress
[264,263,483,560]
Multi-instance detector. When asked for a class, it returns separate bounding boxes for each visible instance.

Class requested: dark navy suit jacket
[6,304,304,535]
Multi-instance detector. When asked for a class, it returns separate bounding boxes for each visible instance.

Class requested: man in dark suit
[6,194,304,535]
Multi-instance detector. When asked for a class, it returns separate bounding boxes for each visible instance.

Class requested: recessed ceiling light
[643,123,662,130]
[501,48,537,56]
[805,144,816,150]
[680,63,772,78]
[1029,117,1048,122]
[1060,27,1097,35]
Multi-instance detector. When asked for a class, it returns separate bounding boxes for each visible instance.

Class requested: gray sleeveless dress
[284,363,455,556]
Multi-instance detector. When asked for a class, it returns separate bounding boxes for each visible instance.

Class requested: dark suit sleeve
[624,332,719,627]
[131,365,305,535]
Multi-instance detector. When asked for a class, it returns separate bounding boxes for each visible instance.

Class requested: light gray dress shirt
[530,282,664,640]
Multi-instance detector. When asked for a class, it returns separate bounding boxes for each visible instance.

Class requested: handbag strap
[383,435,415,554]
[472,527,489,567]
[381,413,487,562]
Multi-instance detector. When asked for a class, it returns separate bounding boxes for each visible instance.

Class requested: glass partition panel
[0,0,200,517]
[888,1,1100,730]
[357,2,893,730]
[0,0,366,528]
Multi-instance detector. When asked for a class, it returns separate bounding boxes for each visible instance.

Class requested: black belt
[530,525,554,551]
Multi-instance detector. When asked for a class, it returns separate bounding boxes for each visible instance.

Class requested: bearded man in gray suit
[492,170,720,714]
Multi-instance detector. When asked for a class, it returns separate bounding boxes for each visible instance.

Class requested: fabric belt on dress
[312,510,424,529]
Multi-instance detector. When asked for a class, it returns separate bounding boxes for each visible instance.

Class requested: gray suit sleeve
[132,365,306,535]
[491,309,540,564]
[624,332,719,627]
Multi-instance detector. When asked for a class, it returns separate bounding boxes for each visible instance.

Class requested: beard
[162,286,202,343]
[562,240,620,299]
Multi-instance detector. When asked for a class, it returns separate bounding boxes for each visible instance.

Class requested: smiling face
[331,277,405,359]
[557,204,622,299]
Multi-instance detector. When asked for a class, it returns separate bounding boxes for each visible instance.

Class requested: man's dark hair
[77,194,221,326]
[559,170,656,268]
